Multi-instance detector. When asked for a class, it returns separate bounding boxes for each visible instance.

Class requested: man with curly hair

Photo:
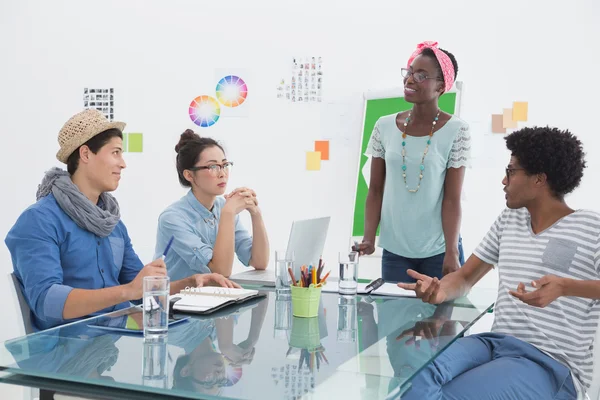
[398,126,598,399]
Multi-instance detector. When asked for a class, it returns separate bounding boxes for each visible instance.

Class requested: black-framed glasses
[401,68,443,83]
[188,162,234,175]
[505,167,525,182]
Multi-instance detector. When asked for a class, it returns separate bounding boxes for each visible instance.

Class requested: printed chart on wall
[276,57,323,103]
[351,89,460,239]
[83,88,114,121]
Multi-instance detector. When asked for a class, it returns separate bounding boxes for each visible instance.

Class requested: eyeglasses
[188,162,234,175]
[401,68,443,83]
[505,167,525,182]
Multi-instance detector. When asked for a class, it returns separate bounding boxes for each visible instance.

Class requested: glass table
[0,287,495,399]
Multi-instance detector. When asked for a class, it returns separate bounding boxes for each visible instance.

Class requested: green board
[351,92,457,237]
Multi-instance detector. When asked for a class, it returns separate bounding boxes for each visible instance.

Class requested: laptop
[230,216,331,286]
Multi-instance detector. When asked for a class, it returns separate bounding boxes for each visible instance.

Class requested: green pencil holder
[290,284,322,318]
[289,316,321,350]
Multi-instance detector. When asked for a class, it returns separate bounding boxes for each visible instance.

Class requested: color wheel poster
[188,68,250,128]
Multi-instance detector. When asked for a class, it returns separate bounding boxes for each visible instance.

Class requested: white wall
[1,0,600,396]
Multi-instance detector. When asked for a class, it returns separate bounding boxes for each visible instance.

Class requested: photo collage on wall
[83,88,114,121]
[277,57,323,103]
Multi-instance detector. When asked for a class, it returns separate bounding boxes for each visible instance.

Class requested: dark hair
[505,126,586,198]
[175,129,225,187]
[420,47,459,89]
[66,128,123,175]
[172,354,229,391]
[172,354,195,391]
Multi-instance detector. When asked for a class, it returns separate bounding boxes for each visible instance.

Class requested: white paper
[321,282,415,297]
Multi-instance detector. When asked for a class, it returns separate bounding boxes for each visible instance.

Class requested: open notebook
[169,286,266,315]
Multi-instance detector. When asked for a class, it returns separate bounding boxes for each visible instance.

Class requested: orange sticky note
[491,114,506,134]
[314,140,329,160]
[513,102,528,121]
[503,109,517,129]
[306,151,321,171]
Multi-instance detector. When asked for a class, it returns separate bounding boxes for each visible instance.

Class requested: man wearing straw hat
[5,109,239,331]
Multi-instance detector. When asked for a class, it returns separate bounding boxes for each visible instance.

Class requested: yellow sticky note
[503,109,518,129]
[306,151,321,171]
[513,102,528,121]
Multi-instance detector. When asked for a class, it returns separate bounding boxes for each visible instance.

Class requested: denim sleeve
[5,209,73,326]
[158,211,214,272]
[118,223,144,285]
[234,215,253,267]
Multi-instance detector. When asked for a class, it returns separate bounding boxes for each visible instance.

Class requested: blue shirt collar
[185,190,216,219]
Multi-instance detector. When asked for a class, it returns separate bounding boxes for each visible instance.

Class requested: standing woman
[355,41,471,283]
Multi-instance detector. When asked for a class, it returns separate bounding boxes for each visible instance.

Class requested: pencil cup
[289,316,321,350]
[290,284,322,318]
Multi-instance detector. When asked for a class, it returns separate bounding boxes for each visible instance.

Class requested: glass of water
[142,336,168,388]
[337,295,358,342]
[338,251,358,295]
[338,251,358,294]
[274,289,293,339]
[143,276,170,339]
[275,249,294,292]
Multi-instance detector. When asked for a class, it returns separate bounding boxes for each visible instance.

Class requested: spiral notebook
[169,286,266,315]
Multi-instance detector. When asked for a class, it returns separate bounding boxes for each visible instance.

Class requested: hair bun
[175,129,201,153]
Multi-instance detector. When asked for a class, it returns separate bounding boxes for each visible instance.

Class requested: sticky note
[128,133,143,153]
[314,140,329,160]
[502,109,517,129]
[491,114,506,134]
[513,102,528,121]
[306,151,321,171]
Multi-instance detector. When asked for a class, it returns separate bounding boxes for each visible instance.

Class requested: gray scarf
[36,167,120,237]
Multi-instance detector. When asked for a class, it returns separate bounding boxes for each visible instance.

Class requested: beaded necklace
[401,109,441,193]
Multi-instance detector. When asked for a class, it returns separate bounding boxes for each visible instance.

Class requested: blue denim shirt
[5,194,144,331]
[154,190,252,281]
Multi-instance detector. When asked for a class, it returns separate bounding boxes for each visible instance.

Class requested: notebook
[169,286,266,315]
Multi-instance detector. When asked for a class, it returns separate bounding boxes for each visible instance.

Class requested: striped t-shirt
[474,207,600,394]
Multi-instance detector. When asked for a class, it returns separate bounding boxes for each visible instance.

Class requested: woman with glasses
[154,129,269,279]
[354,41,471,283]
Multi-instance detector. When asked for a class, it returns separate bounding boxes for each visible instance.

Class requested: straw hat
[56,109,126,163]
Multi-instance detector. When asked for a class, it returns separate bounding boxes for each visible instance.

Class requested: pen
[145,235,174,312]
[365,278,385,293]
[304,266,309,287]
[162,235,175,260]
